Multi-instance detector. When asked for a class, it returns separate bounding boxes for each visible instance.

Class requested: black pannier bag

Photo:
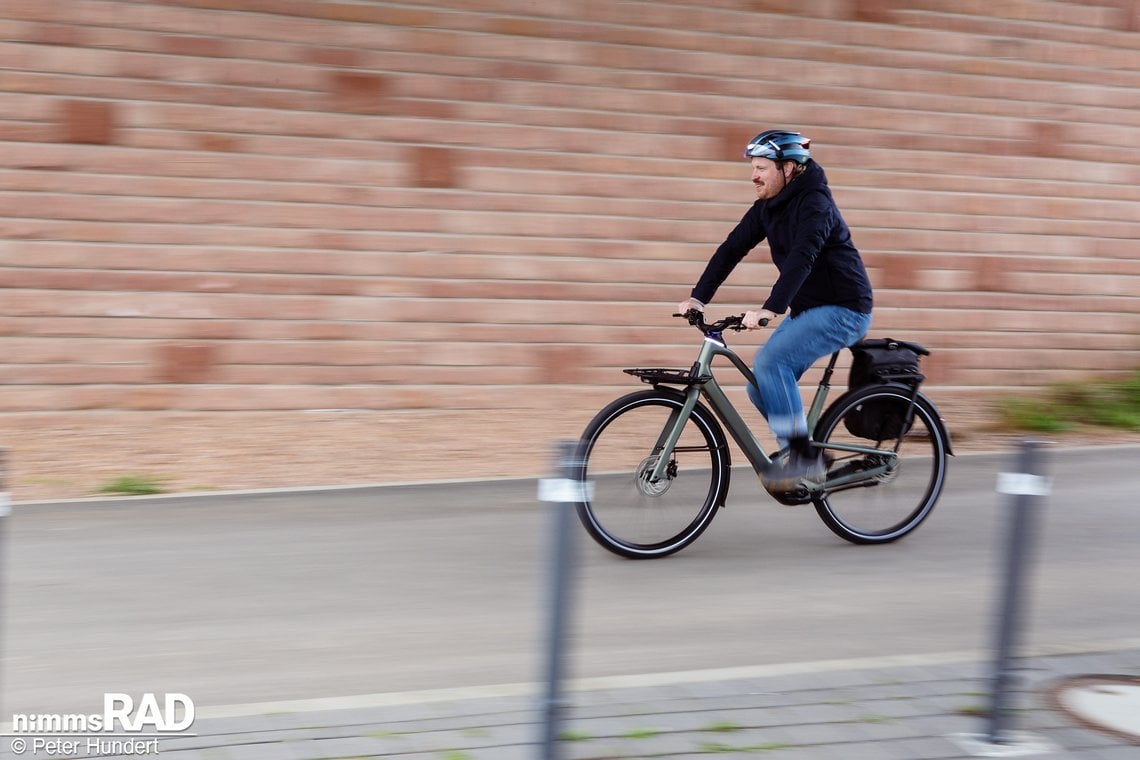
[844,338,928,440]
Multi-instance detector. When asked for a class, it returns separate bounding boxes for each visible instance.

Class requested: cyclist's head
[744,130,811,165]
[746,130,810,199]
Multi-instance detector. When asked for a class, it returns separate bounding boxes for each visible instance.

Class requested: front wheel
[575,389,730,559]
[813,385,949,544]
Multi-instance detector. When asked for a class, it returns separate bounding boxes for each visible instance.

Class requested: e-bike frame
[644,326,900,490]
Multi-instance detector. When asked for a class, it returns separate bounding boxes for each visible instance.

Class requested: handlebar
[672,309,768,334]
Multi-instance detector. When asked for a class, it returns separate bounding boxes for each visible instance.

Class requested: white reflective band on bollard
[996,473,1052,497]
[538,478,594,503]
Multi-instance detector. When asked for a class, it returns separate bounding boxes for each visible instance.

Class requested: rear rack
[624,367,707,386]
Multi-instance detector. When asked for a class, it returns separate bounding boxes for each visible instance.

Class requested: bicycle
[574,310,953,559]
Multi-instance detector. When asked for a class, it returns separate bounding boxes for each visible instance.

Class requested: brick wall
[1,0,1139,417]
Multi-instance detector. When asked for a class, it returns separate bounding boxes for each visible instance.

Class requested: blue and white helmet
[744,130,811,164]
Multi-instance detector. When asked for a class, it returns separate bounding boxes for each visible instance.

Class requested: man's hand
[742,309,777,329]
[676,298,704,315]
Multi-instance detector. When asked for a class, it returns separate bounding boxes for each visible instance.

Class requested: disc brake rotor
[635,455,673,496]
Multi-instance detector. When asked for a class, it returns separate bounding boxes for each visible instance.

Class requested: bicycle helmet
[744,130,811,164]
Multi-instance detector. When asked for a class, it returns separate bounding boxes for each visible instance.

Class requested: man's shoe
[762,449,826,493]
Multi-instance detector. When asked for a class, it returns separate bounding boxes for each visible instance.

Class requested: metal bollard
[0,449,8,722]
[988,440,1050,745]
[536,440,588,760]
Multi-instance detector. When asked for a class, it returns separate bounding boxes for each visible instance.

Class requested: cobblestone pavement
[32,646,1136,760]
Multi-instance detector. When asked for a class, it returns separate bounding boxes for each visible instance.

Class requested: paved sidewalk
[47,646,1137,760]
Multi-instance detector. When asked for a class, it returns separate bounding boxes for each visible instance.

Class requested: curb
[11,443,1140,510]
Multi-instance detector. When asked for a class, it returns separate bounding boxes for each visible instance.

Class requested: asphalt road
[3,445,1139,716]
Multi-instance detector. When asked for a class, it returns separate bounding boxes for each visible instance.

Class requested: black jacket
[691,160,873,317]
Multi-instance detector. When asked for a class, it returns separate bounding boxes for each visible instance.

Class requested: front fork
[647,386,703,483]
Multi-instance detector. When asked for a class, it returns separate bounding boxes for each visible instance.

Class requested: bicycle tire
[575,388,730,559]
[812,385,949,544]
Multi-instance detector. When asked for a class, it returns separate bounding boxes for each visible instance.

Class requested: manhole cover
[1048,675,1140,744]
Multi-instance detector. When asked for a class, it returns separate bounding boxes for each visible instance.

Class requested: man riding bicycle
[676,129,874,493]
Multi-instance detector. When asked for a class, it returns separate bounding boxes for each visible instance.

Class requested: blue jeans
[746,306,873,448]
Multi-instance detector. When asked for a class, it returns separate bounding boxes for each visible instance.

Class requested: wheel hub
[873,455,900,483]
[635,455,673,496]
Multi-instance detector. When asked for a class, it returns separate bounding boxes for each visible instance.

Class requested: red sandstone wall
[1,0,1138,414]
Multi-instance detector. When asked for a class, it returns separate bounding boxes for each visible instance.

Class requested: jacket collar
[766,159,827,211]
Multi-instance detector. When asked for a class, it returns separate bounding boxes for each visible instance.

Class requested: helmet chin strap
[777,162,791,193]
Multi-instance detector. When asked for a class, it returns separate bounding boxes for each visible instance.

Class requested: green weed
[1000,370,1140,433]
[999,399,1071,432]
[98,475,166,496]
[698,740,790,753]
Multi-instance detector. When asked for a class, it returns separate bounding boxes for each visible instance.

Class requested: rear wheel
[576,389,730,559]
[812,385,948,544]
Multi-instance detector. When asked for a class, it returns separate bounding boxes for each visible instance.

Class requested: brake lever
[727,315,769,330]
[672,309,705,328]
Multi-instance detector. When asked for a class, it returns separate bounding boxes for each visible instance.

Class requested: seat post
[820,350,842,386]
